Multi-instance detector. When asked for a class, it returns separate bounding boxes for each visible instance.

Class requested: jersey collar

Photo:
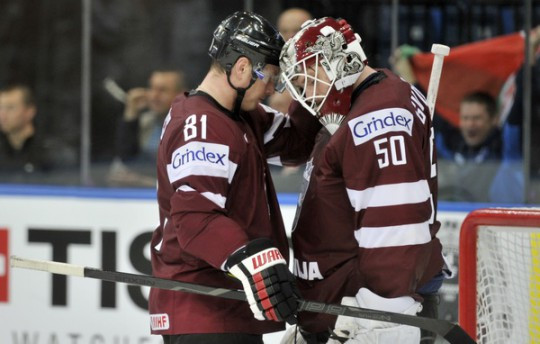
[351,70,386,105]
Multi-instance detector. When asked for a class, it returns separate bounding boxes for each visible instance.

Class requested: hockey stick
[10,256,475,344]
[426,44,450,119]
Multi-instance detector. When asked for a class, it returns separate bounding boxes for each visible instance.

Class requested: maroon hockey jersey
[149,91,320,335]
[292,70,444,332]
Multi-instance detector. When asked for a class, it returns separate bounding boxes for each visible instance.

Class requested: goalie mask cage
[459,208,540,344]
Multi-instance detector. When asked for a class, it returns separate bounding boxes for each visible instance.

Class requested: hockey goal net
[459,208,540,344]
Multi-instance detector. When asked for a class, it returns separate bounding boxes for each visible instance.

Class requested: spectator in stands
[116,69,186,161]
[277,7,313,42]
[389,44,421,85]
[108,69,186,187]
[0,84,76,178]
[437,92,500,161]
[435,91,504,202]
[491,25,540,202]
[389,44,522,203]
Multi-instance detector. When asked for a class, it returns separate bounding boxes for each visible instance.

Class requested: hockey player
[279,17,447,343]
[148,11,321,344]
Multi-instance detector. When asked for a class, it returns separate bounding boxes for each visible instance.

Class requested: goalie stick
[10,255,475,344]
[426,44,450,120]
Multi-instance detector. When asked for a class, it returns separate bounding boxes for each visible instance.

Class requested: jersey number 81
[184,114,208,141]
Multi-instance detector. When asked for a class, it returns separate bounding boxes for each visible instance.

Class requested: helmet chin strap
[226,71,257,116]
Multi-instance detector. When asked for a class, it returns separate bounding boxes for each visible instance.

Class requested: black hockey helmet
[209,11,285,72]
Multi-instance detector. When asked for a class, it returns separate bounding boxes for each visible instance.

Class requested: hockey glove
[226,238,300,325]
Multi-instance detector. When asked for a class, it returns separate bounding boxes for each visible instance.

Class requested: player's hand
[226,238,300,325]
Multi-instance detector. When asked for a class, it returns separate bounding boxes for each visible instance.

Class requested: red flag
[411,33,524,126]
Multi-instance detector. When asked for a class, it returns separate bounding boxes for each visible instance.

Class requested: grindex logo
[348,108,414,146]
[167,141,230,184]
[0,228,8,303]
[171,145,227,168]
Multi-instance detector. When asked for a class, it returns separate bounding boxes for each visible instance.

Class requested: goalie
[278,17,449,344]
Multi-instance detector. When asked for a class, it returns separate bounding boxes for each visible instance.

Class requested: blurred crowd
[389,25,540,203]
[0,0,539,204]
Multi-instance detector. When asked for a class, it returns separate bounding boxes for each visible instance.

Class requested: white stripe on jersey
[176,185,227,208]
[346,180,430,211]
[154,217,168,252]
[354,221,431,248]
[201,191,226,208]
[167,141,237,183]
[160,110,172,140]
[177,185,195,192]
[267,156,283,166]
[260,103,289,144]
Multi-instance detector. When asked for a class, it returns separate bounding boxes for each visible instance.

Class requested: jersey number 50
[374,135,407,169]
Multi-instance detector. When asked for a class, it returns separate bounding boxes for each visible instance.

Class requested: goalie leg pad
[279,325,309,344]
[328,288,421,344]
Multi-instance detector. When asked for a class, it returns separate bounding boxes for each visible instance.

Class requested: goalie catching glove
[226,238,300,325]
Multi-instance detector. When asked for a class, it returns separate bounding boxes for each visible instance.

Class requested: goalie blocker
[226,238,300,324]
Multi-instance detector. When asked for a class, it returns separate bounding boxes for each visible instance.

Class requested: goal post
[459,208,540,343]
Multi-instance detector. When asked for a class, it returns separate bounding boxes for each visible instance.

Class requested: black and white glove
[225,238,300,324]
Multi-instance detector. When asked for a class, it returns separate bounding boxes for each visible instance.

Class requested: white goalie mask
[279,17,367,134]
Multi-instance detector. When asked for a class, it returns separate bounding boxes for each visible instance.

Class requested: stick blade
[10,255,84,277]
